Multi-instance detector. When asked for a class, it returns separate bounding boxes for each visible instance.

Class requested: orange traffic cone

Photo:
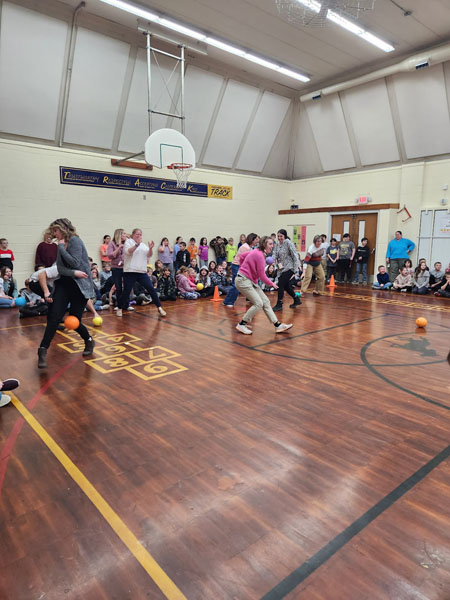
[211,285,222,302]
[327,274,336,288]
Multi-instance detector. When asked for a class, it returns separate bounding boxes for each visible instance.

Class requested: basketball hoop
[168,163,192,189]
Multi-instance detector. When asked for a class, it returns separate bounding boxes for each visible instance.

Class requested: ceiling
[64,0,450,91]
[1,0,450,180]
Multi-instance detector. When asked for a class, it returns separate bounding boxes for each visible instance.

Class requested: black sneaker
[1,378,20,391]
[37,347,47,369]
[272,302,283,312]
[82,337,95,356]
[289,296,302,308]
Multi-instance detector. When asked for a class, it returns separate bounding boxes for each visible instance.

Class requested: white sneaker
[127,306,135,311]
[158,306,167,317]
[275,323,293,333]
[101,304,110,310]
[116,309,123,317]
[236,323,252,335]
[0,394,11,408]
[114,307,118,311]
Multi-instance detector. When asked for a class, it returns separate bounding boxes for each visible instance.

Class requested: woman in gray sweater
[38,218,94,368]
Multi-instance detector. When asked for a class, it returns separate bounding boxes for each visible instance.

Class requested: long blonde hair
[49,218,77,241]
[113,228,124,245]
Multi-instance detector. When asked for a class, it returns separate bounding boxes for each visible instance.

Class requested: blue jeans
[223,263,240,306]
[354,262,367,283]
[0,297,14,307]
[120,272,161,309]
[372,282,392,289]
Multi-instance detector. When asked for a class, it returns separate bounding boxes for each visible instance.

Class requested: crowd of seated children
[434,268,450,297]
[1,230,449,322]
[176,266,200,299]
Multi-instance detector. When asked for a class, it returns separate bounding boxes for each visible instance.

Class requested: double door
[330,213,378,280]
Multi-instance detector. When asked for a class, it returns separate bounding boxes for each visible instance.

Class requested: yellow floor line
[9,394,187,600]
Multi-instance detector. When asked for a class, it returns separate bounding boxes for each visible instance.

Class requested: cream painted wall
[278,159,450,276]
[0,139,289,285]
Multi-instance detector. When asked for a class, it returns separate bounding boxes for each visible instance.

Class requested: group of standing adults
[37,220,166,369]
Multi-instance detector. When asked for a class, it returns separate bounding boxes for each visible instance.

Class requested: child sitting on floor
[434,269,450,297]
[429,262,444,293]
[393,267,413,292]
[412,262,430,294]
[157,267,177,301]
[176,266,200,299]
[195,266,213,297]
[372,265,392,290]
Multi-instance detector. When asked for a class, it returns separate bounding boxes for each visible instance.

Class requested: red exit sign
[356,195,371,204]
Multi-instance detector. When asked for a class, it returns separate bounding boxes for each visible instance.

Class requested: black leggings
[277,269,296,303]
[40,277,90,349]
[111,268,123,305]
[120,272,161,309]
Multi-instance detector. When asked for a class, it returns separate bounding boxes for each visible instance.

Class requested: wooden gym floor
[0,287,449,600]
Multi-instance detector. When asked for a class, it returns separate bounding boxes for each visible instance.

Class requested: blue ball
[266,256,274,265]
[15,297,26,307]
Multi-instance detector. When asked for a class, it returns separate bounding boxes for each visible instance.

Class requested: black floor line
[360,333,450,412]
[251,315,385,349]
[260,444,450,600]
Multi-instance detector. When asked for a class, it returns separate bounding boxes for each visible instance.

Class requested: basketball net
[168,163,192,189]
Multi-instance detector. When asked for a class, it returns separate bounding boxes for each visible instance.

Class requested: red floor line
[0,356,81,497]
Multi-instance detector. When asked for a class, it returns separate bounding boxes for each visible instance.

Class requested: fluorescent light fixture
[245,54,281,70]
[295,0,394,52]
[159,18,207,41]
[205,37,246,57]
[98,0,310,82]
[297,0,321,12]
[278,67,310,82]
[98,0,159,22]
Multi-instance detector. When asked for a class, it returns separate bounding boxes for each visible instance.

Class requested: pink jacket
[176,273,196,294]
[239,250,274,287]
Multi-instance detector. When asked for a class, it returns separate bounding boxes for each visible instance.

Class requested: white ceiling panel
[305,95,356,171]
[342,79,399,166]
[237,92,291,172]
[184,66,224,160]
[64,28,130,148]
[0,2,67,140]
[293,102,323,178]
[263,102,293,179]
[203,79,259,168]
[119,49,182,152]
[393,65,450,159]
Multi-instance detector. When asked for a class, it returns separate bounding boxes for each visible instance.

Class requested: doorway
[331,213,378,281]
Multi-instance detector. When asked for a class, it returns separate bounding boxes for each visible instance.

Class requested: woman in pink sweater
[235,236,293,335]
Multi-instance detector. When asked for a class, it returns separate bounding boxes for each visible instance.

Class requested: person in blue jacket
[386,231,415,280]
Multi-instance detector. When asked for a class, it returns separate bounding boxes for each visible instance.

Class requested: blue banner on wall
[59,166,208,197]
